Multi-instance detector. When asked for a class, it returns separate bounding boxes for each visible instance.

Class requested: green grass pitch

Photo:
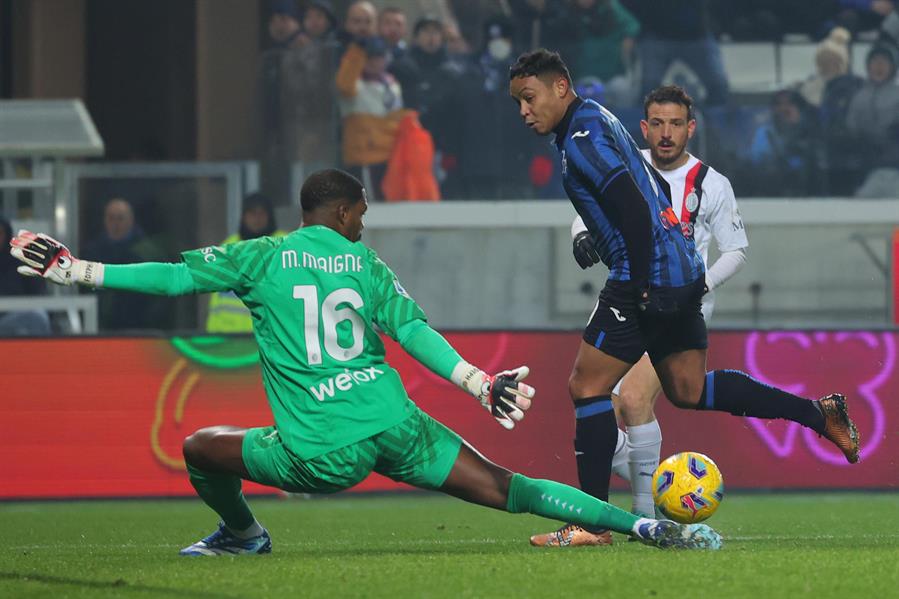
[3,492,898,598]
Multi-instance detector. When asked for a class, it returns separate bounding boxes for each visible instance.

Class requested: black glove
[572,231,600,270]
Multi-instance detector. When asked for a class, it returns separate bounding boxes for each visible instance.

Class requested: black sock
[698,370,825,433]
[573,395,618,517]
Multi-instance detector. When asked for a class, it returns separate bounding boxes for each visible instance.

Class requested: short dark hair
[643,85,695,120]
[300,169,364,212]
[509,49,572,84]
[413,15,443,36]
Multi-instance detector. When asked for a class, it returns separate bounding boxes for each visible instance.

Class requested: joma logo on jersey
[310,366,385,402]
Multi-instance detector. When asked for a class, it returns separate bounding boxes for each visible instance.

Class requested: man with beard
[559,85,749,537]
[509,49,858,548]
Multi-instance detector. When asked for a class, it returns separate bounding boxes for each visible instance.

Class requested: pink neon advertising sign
[2,331,896,499]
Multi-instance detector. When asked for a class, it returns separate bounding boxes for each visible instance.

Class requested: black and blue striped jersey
[555,98,705,289]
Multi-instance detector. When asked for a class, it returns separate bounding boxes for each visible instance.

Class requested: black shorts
[582,278,709,365]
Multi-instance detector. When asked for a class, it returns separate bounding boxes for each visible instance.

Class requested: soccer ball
[652,452,724,524]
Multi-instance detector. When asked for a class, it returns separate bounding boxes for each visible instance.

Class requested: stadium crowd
[258,0,899,201]
[3,0,898,335]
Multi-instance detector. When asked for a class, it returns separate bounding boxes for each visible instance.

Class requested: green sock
[506,473,640,535]
[187,464,255,532]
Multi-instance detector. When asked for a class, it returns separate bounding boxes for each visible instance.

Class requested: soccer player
[570,85,749,522]
[10,168,722,554]
[509,50,859,548]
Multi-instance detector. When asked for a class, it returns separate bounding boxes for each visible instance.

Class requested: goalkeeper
[11,168,721,554]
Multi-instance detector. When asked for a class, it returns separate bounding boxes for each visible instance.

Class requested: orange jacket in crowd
[337,43,404,166]
[382,113,440,202]
[336,42,439,200]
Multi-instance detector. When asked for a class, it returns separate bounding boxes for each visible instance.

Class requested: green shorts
[242,408,462,494]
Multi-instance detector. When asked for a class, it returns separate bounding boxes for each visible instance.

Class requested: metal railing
[0,296,98,334]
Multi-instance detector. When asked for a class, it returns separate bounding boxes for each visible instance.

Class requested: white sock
[611,428,630,481]
[228,519,264,539]
[627,420,662,517]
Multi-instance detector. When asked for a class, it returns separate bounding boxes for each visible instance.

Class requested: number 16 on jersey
[293,285,365,365]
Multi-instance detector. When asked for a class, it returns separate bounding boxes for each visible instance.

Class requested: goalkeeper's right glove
[572,231,600,269]
[10,230,103,287]
[452,362,535,430]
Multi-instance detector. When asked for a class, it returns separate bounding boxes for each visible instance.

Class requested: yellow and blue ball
[652,452,724,524]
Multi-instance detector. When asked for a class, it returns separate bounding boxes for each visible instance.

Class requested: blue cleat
[636,519,723,550]
[179,522,272,556]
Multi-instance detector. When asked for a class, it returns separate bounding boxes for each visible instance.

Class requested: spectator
[455,15,539,199]
[814,28,866,194]
[390,16,466,188]
[626,0,729,105]
[379,6,409,62]
[747,89,822,196]
[301,0,339,42]
[846,43,899,193]
[506,0,573,50]
[447,0,502,51]
[258,0,304,203]
[444,20,473,60]
[280,1,341,174]
[339,0,377,49]
[799,27,853,107]
[336,36,406,198]
[0,216,50,336]
[206,194,287,333]
[81,198,165,331]
[846,44,899,161]
[555,0,640,86]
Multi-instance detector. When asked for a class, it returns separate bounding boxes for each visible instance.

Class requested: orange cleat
[818,393,860,464]
[529,524,613,547]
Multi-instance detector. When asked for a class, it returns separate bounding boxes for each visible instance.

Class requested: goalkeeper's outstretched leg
[179,426,271,556]
[438,442,722,550]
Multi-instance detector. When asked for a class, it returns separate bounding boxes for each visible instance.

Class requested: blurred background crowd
[247,0,899,202]
[2,0,898,335]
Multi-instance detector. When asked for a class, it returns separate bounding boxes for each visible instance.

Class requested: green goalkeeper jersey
[181,225,425,459]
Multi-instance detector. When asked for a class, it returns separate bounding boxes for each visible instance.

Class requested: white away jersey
[572,151,748,319]
[639,150,747,265]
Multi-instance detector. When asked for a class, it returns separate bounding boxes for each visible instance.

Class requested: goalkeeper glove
[572,231,600,269]
[10,230,104,287]
[452,362,535,430]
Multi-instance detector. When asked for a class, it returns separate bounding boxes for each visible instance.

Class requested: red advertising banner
[2,331,896,499]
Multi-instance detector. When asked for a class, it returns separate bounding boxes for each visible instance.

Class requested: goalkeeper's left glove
[10,230,103,287]
[452,362,535,430]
